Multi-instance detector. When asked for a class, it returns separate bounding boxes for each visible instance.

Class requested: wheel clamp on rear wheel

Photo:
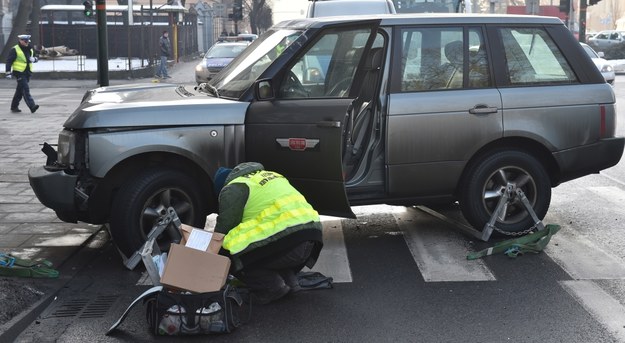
[469,182,560,260]
[124,207,182,270]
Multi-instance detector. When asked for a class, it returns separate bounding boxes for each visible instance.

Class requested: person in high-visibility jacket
[4,34,39,113]
[213,162,323,304]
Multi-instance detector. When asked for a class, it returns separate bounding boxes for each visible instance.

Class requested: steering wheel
[328,77,353,97]
[283,71,309,98]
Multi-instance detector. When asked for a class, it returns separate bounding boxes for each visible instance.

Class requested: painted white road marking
[545,229,625,280]
[306,217,352,283]
[395,208,496,282]
[561,280,625,342]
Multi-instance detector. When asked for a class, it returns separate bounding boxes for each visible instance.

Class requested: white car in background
[581,42,615,85]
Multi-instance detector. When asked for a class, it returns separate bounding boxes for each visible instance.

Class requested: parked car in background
[29,14,624,259]
[237,33,258,42]
[581,42,615,84]
[587,30,625,50]
[307,0,396,17]
[195,42,249,84]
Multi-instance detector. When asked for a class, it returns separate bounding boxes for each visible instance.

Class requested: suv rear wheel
[109,168,208,257]
[460,150,551,234]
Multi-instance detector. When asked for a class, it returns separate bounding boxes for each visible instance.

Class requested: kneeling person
[213,162,323,304]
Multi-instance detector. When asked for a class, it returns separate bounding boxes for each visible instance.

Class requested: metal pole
[0,0,5,51]
[96,0,109,86]
[579,0,587,43]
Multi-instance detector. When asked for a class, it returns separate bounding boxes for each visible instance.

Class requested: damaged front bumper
[28,166,79,223]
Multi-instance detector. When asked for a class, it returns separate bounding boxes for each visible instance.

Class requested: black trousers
[235,241,315,292]
[11,74,36,110]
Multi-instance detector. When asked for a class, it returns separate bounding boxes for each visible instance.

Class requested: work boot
[252,285,290,305]
[280,270,302,294]
[30,105,39,113]
[10,108,21,113]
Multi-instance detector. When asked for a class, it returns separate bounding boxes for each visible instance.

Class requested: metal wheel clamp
[480,183,545,242]
[124,207,182,270]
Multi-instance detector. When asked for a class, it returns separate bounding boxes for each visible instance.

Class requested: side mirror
[598,51,605,58]
[305,68,322,83]
[255,79,274,100]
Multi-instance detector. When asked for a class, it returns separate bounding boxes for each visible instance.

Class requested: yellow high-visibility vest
[222,170,320,254]
[11,45,34,72]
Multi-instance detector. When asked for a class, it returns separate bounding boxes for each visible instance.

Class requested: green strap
[467,224,561,260]
[0,253,59,278]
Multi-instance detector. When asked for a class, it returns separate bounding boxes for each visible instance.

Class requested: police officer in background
[5,34,39,113]
[213,162,323,304]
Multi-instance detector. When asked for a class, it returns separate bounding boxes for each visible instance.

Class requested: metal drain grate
[48,295,118,319]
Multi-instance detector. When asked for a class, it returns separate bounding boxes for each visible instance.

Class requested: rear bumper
[28,166,79,223]
[554,137,625,183]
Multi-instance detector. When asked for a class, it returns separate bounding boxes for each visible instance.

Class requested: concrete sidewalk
[0,58,200,337]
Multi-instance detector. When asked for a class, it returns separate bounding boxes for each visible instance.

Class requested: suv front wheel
[460,150,551,234]
[109,168,208,257]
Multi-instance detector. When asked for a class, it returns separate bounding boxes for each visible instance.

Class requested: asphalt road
[12,205,625,343]
[2,66,625,342]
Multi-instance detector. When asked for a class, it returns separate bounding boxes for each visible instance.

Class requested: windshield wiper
[195,82,220,98]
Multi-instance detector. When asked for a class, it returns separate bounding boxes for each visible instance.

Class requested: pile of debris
[39,45,79,59]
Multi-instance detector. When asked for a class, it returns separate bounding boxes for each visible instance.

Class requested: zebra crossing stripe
[544,229,625,280]
[561,280,625,341]
[395,208,496,282]
[306,217,352,283]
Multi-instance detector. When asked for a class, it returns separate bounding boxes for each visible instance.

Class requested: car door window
[399,26,490,91]
[595,33,608,40]
[500,27,577,86]
[279,28,373,98]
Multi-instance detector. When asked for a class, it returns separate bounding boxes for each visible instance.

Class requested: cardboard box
[160,243,231,293]
[179,224,225,254]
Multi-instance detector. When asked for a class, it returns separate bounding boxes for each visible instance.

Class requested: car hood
[64,83,249,129]
[204,57,234,68]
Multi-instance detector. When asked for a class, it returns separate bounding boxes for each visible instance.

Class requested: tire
[459,150,551,234]
[109,168,208,258]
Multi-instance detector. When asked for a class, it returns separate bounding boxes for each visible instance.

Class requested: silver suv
[29,14,624,257]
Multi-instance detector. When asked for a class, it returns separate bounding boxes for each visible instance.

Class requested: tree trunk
[0,0,34,61]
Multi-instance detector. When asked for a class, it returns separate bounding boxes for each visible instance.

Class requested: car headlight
[601,65,613,72]
[57,130,77,168]
[195,64,205,73]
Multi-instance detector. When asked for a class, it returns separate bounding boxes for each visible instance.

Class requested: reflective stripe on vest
[222,170,320,254]
[12,45,33,72]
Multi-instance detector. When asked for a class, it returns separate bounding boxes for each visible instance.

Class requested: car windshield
[210,29,304,99]
[206,44,247,59]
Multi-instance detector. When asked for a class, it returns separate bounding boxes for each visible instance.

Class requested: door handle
[469,105,498,115]
[317,121,341,128]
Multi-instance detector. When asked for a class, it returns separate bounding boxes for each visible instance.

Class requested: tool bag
[106,284,249,336]
[145,284,247,335]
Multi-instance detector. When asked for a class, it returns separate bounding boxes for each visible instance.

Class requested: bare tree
[246,0,273,35]
[607,0,625,29]
[1,0,34,61]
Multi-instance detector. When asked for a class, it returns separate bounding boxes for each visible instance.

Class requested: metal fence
[34,13,198,72]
